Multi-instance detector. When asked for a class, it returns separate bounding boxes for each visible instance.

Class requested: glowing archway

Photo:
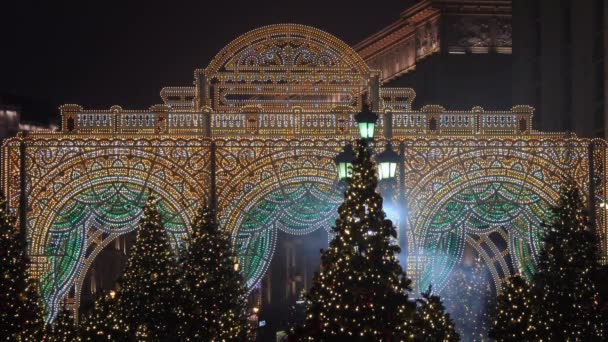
[12,137,210,319]
[216,139,345,287]
[403,138,591,293]
[2,23,606,325]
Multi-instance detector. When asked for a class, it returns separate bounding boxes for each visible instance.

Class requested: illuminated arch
[415,175,558,293]
[216,139,344,287]
[404,139,589,293]
[21,138,210,320]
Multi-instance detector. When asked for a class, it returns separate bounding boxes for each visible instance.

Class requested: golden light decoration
[1,24,606,322]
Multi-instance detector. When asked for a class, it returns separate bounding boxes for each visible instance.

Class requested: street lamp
[354,101,378,140]
[334,144,354,181]
[376,143,400,180]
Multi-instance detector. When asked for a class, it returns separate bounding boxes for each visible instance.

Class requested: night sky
[2,0,412,123]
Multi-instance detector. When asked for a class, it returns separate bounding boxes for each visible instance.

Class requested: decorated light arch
[2,24,607,320]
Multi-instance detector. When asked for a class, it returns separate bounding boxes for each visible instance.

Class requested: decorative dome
[204,24,372,113]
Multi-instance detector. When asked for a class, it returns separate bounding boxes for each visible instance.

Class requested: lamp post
[376,143,400,181]
[354,102,378,142]
[335,100,400,182]
[334,144,355,181]
[334,98,407,263]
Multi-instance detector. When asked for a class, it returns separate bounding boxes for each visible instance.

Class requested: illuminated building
[355,0,513,110]
[1,24,607,322]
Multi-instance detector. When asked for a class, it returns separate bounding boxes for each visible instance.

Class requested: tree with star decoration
[412,286,459,342]
[489,274,536,341]
[111,194,185,340]
[304,140,416,340]
[0,192,45,340]
[532,181,606,340]
[178,204,249,340]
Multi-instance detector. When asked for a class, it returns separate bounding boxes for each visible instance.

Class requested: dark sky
[2,0,412,122]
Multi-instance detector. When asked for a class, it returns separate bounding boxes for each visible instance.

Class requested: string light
[0,24,605,326]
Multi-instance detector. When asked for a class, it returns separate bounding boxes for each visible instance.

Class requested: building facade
[512,0,607,138]
[355,0,513,110]
[0,105,21,139]
[2,24,607,322]
[357,0,608,138]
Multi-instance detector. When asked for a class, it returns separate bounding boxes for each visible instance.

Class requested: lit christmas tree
[305,140,415,340]
[178,205,249,340]
[45,307,80,341]
[489,274,536,342]
[112,195,185,340]
[532,182,606,340]
[0,193,45,340]
[81,291,126,341]
[412,286,459,342]
[442,259,495,341]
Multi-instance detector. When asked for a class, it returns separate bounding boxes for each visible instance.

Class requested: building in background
[356,0,608,139]
[18,121,59,132]
[1,96,58,139]
[512,0,607,137]
[355,0,513,110]
[253,230,326,339]
[0,105,21,139]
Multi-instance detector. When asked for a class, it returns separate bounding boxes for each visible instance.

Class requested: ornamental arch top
[2,24,607,320]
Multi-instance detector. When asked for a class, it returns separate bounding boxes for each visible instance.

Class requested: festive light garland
[1,24,606,322]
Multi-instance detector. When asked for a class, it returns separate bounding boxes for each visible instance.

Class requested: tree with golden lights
[532,182,606,340]
[111,195,185,340]
[489,274,536,341]
[178,205,249,340]
[412,286,459,341]
[0,193,45,340]
[45,307,81,341]
[304,140,416,340]
[442,260,495,341]
[81,291,126,341]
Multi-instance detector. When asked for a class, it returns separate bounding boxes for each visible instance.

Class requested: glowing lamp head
[376,144,400,180]
[334,144,355,180]
[354,101,378,140]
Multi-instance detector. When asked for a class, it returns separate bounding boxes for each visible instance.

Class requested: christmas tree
[0,192,45,340]
[45,307,81,341]
[178,205,249,340]
[412,286,459,342]
[489,274,536,341]
[532,182,606,340]
[305,140,415,340]
[80,291,125,341]
[442,259,495,341]
[112,195,184,340]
